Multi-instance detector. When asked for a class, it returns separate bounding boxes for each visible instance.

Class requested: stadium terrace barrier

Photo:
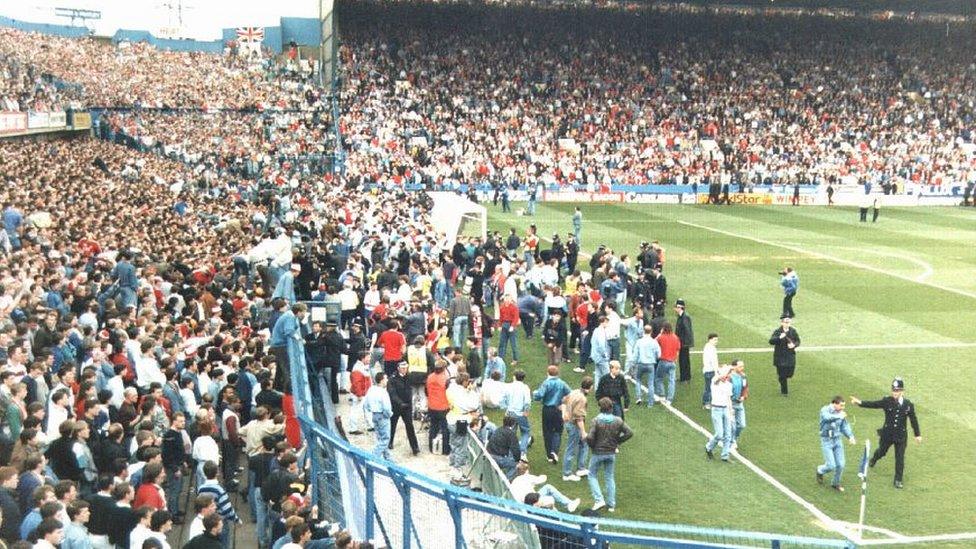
[290,352,855,548]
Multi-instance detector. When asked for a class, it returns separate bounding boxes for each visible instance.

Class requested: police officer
[768,315,800,396]
[851,377,922,489]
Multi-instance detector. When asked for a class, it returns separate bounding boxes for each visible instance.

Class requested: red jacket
[133,482,166,510]
[350,369,371,398]
[497,302,520,327]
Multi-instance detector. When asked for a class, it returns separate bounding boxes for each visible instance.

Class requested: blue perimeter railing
[288,363,856,548]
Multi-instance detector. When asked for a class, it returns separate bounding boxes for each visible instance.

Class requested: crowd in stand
[0,28,317,110]
[0,135,391,548]
[338,1,976,189]
[94,110,336,180]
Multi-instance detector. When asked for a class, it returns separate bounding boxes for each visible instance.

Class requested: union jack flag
[236,27,264,42]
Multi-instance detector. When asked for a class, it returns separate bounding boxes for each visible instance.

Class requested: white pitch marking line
[628,379,860,543]
[825,245,934,282]
[677,220,976,300]
[690,341,976,355]
[855,532,976,546]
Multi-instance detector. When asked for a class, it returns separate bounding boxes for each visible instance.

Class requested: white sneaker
[567,498,581,513]
[538,475,547,483]
[562,474,580,482]
[730,441,738,451]
[592,501,606,511]
[576,469,589,477]
[573,367,585,373]
[607,507,616,513]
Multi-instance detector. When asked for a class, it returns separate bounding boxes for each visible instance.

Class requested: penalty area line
[676,220,976,301]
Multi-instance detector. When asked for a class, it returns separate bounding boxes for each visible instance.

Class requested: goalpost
[428,191,487,248]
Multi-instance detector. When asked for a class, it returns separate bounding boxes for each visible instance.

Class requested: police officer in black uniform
[851,377,922,489]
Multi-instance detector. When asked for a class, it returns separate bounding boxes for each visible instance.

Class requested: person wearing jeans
[562,377,593,481]
[499,370,532,452]
[655,322,681,404]
[486,416,522,480]
[511,461,580,513]
[730,359,748,445]
[586,397,633,512]
[364,372,393,461]
[701,333,719,408]
[705,366,734,462]
[816,396,856,491]
[497,295,521,364]
[633,325,660,406]
[426,363,452,455]
[589,316,610,392]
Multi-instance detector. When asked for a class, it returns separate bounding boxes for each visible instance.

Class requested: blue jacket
[270,311,301,347]
[590,327,610,365]
[111,260,139,290]
[819,404,853,440]
[781,273,798,295]
[632,336,661,365]
[532,377,571,407]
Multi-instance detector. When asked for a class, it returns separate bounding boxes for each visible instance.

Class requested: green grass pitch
[481,202,976,544]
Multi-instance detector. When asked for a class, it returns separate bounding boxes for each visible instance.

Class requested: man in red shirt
[134,462,168,510]
[376,319,407,377]
[497,295,521,365]
[655,322,681,405]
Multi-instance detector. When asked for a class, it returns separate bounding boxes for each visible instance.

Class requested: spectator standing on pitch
[816,396,856,492]
[632,325,661,407]
[561,377,592,482]
[851,377,922,489]
[704,366,734,463]
[779,267,798,318]
[499,370,533,453]
[589,316,611,392]
[674,299,694,383]
[729,359,748,448]
[585,397,633,513]
[595,361,629,420]
[572,207,582,245]
[701,333,719,408]
[532,365,571,464]
[769,316,801,396]
[497,295,521,365]
[654,322,680,405]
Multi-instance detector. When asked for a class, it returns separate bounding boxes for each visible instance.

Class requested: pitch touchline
[691,342,976,354]
[627,379,860,543]
[676,220,976,300]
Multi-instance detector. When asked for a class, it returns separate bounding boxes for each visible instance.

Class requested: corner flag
[858,440,870,480]
[857,439,871,539]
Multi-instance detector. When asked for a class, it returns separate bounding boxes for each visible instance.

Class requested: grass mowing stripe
[677,219,976,301]
[691,342,976,354]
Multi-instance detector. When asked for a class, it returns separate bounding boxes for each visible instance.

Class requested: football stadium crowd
[338,2,976,190]
[0,1,974,547]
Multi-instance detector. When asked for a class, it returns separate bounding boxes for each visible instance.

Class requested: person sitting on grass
[510,461,580,513]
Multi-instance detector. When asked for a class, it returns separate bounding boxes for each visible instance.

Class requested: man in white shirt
[509,461,579,512]
[186,494,217,543]
[135,340,166,390]
[701,333,719,409]
[46,389,70,441]
[705,366,734,462]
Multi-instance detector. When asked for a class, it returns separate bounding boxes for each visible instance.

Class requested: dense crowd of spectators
[95,110,337,180]
[0,28,319,110]
[338,1,976,188]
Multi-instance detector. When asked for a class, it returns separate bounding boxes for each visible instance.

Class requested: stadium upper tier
[337,0,975,188]
[0,27,321,110]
